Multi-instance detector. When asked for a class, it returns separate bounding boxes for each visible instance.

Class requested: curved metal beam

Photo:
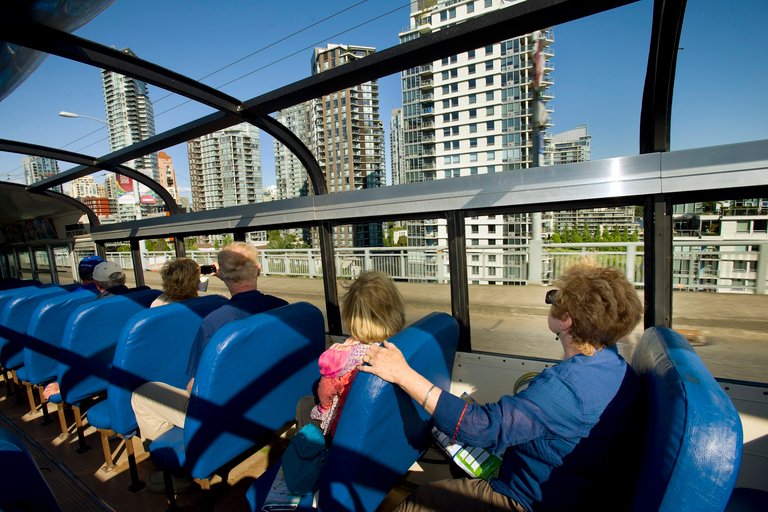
[0,19,242,114]
[249,116,327,196]
[0,139,179,214]
[639,0,687,154]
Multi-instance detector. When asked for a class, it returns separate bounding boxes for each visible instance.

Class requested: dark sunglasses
[545,289,558,305]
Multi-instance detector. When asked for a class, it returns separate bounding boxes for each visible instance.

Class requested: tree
[222,234,234,246]
[551,233,562,244]
[185,238,198,251]
[396,235,407,246]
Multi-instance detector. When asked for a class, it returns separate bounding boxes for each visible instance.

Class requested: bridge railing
[100,239,768,294]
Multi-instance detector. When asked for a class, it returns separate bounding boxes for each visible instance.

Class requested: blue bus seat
[18,289,100,388]
[0,427,61,512]
[150,302,325,501]
[630,326,743,512]
[0,278,42,291]
[51,288,161,451]
[86,295,227,490]
[0,286,68,371]
[246,311,459,512]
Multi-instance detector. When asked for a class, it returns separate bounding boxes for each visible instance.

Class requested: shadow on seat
[50,288,161,452]
[86,294,228,491]
[17,288,100,424]
[630,326,743,511]
[0,426,61,512]
[246,311,459,512]
[0,285,69,410]
[149,301,326,509]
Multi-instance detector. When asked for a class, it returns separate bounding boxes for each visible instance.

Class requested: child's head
[342,271,406,343]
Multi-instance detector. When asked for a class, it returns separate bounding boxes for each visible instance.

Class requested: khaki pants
[131,381,189,442]
[393,478,526,512]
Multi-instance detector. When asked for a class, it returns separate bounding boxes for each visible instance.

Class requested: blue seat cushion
[149,427,186,469]
[87,400,111,430]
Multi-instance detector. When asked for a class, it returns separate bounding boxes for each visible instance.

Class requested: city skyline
[0,0,766,202]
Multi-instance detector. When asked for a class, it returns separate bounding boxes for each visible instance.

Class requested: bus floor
[0,374,427,511]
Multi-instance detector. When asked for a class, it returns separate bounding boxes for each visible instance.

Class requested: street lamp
[58,111,108,124]
[59,109,147,264]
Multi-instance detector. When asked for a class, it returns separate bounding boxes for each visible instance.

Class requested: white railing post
[308,251,315,278]
[364,248,372,272]
[400,249,406,279]
[528,212,543,285]
[756,244,768,294]
[626,244,636,285]
[437,249,446,283]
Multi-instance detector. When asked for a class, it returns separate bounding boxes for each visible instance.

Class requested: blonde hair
[160,258,200,301]
[551,260,643,353]
[217,242,260,285]
[342,271,406,344]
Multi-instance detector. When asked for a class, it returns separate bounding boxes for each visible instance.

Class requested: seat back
[22,289,99,385]
[184,302,326,479]
[318,312,459,512]
[0,428,61,512]
[0,286,68,368]
[630,327,743,512]
[108,294,229,436]
[57,288,161,404]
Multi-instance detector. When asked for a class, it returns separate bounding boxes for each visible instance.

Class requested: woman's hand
[358,341,411,385]
[358,341,442,416]
[43,382,60,400]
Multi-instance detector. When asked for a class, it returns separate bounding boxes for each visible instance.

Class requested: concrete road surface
[131,272,768,383]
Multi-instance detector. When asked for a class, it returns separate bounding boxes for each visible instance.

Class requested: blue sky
[1,0,766,199]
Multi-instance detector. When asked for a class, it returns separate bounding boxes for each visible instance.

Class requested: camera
[200,264,216,275]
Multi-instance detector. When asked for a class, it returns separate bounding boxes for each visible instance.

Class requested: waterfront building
[399,0,554,283]
[390,108,405,186]
[101,47,160,220]
[187,122,264,244]
[22,155,62,193]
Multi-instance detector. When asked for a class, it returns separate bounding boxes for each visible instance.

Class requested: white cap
[92,261,125,281]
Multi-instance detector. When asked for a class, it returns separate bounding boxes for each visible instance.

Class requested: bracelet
[421,384,436,409]
[452,402,469,444]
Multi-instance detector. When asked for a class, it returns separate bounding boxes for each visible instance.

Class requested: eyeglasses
[545,289,558,305]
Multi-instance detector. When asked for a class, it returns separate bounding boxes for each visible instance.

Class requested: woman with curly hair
[151,258,201,307]
[362,260,645,511]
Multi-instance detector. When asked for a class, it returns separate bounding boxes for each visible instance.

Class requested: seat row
[0,278,462,511]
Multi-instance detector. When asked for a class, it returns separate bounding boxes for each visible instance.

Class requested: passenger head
[342,271,406,344]
[92,261,126,291]
[549,260,642,354]
[78,255,104,284]
[160,258,200,302]
[217,242,260,290]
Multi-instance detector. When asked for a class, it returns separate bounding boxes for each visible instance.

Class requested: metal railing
[94,240,768,294]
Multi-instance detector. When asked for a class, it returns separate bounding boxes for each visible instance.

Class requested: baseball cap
[78,255,104,274]
[92,261,125,281]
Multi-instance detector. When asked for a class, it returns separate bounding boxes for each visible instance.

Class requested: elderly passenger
[131,242,287,493]
[150,258,200,307]
[92,261,129,298]
[361,261,644,511]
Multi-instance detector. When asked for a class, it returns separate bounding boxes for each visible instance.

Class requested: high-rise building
[546,126,635,234]
[187,123,264,244]
[101,48,158,181]
[68,176,100,199]
[22,156,62,193]
[546,125,591,165]
[101,47,159,220]
[313,44,385,248]
[398,0,554,271]
[390,108,405,186]
[157,151,179,200]
[273,43,385,248]
[274,104,312,201]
